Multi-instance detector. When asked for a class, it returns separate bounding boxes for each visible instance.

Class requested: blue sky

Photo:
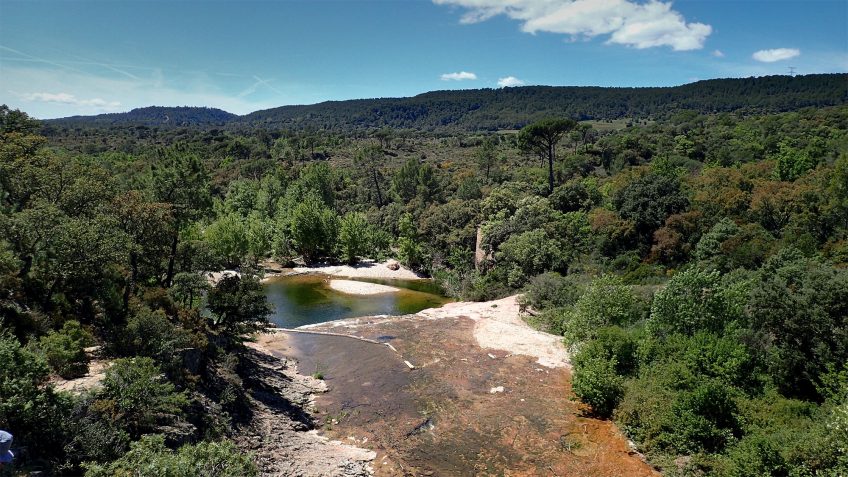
[0,0,845,119]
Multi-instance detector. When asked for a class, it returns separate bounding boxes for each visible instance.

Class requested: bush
[95,357,187,438]
[562,275,642,345]
[39,320,93,379]
[118,305,196,377]
[572,326,640,377]
[748,251,848,400]
[648,267,747,337]
[571,355,624,418]
[0,332,73,465]
[521,272,584,310]
[84,434,257,477]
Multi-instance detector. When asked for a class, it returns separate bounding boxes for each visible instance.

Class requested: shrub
[648,267,747,337]
[118,306,196,377]
[571,355,624,418]
[572,326,640,377]
[95,357,187,438]
[562,275,642,345]
[521,272,584,311]
[0,332,73,464]
[39,320,93,379]
[84,434,257,477]
[748,251,848,400]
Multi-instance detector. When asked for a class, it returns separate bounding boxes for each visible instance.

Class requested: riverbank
[250,296,658,476]
[328,279,400,295]
[262,259,424,282]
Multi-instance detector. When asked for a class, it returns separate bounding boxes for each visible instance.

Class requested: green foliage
[337,212,369,264]
[96,357,187,438]
[521,272,584,310]
[206,274,272,346]
[396,213,425,270]
[518,118,577,193]
[118,306,195,375]
[648,267,748,337]
[84,434,257,477]
[748,251,848,400]
[0,332,72,463]
[774,140,818,181]
[614,172,688,241]
[205,213,249,267]
[289,194,339,263]
[571,355,623,418]
[562,275,642,345]
[38,320,93,379]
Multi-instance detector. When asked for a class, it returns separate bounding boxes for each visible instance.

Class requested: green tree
[572,355,624,418]
[338,212,369,264]
[476,138,498,183]
[289,194,339,263]
[396,213,424,270]
[518,118,577,194]
[96,357,187,438]
[562,275,641,345]
[613,173,689,242]
[748,251,848,400]
[207,274,272,347]
[355,144,386,207]
[392,158,421,203]
[0,332,72,462]
[205,213,249,267]
[648,267,748,337]
[149,146,212,287]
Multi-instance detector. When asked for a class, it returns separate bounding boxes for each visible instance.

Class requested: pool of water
[263,274,450,328]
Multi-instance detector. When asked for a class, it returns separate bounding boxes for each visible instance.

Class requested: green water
[263,274,450,328]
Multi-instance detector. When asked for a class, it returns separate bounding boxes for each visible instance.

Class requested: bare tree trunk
[165,232,178,288]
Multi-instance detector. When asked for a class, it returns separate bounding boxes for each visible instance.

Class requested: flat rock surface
[253,296,658,476]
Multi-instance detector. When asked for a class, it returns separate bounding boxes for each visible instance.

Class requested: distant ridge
[47,74,848,132]
[52,106,238,127]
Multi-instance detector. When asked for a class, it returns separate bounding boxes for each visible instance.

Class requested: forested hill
[51,106,238,127]
[47,74,847,132]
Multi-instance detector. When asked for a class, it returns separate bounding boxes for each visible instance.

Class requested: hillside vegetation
[46,74,847,132]
[1,84,847,476]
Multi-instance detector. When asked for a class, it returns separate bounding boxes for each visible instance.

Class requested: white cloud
[752,48,800,63]
[440,71,478,81]
[20,92,121,110]
[497,76,525,87]
[1,65,275,118]
[433,0,712,51]
[712,49,724,58]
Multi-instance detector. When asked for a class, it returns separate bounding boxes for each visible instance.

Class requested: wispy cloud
[497,76,525,87]
[712,49,724,58]
[752,48,800,63]
[238,75,285,98]
[433,0,711,51]
[440,71,477,81]
[17,92,121,110]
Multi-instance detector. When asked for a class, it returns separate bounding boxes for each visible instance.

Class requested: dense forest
[46,74,847,133]
[2,82,848,476]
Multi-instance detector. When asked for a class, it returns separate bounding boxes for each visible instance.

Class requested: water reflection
[263,274,449,328]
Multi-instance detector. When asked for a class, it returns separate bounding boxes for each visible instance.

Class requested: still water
[263,274,450,328]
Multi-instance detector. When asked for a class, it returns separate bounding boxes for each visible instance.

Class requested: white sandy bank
[328,279,400,295]
[418,295,570,369]
[265,259,423,281]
